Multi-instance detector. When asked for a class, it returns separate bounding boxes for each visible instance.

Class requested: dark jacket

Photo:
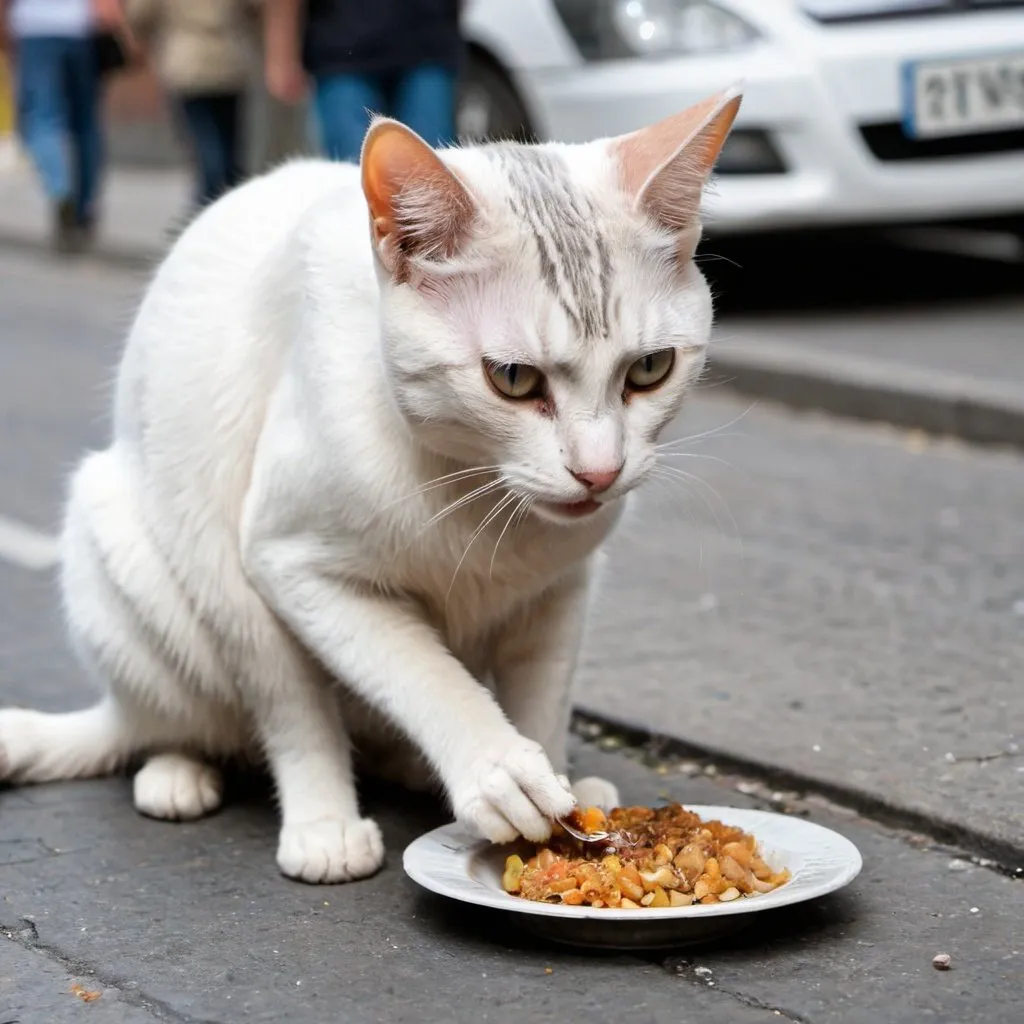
[302,0,462,76]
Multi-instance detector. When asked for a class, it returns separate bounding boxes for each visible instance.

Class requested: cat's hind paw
[0,713,13,782]
[133,753,223,821]
[571,775,620,811]
[277,817,385,884]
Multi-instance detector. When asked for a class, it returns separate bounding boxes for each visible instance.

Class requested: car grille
[802,1,1024,24]
[859,121,1024,159]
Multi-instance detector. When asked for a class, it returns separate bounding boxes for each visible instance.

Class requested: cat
[0,85,741,883]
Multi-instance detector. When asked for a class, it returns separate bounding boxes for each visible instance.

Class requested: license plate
[904,52,1024,139]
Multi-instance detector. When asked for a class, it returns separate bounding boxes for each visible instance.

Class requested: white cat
[0,87,741,883]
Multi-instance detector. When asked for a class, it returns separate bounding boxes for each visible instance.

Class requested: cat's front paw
[451,738,576,845]
[571,775,620,811]
[277,817,384,884]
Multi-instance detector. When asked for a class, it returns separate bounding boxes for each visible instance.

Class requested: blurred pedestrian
[126,0,261,211]
[264,0,462,163]
[0,0,132,252]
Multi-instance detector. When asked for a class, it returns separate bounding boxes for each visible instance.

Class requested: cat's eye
[485,361,545,400]
[625,349,675,392]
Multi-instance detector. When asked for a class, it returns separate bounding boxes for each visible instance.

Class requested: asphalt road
[0,240,1021,1023]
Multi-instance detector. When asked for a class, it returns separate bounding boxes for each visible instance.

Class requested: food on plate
[502,803,790,909]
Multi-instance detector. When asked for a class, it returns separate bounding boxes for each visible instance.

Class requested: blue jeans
[314,65,456,163]
[15,35,103,223]
[176,92,244,209]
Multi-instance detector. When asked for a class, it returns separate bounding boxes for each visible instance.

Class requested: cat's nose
[570,467,622,493]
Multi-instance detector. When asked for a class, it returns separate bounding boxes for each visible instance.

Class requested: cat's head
[361,87,741,524]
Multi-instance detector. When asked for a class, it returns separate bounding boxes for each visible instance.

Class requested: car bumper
[518,13,1024,233]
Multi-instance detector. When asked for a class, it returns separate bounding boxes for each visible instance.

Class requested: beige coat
[126,0,260,95]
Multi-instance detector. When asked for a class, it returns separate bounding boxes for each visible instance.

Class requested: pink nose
[571,467,622,493]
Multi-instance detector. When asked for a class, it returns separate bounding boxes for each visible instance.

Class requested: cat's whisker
[445,491,519,606]
[656,451,732,469]
[647,467,708,570]
[419,478,505,533]
[503,493,534,547]
[513,495,534,532]
[693,251,743,269]
[489,493,529,580]
[379,477,496,574]
[383,465,502,510]
[643,475,692,565]
[653,463,739,543]
[655,403,757,451]
[394,478,506,564]
[654,449,736,558]
[656,431,742,451]
[389,475,496,510]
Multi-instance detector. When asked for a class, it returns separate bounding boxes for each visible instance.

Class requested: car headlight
[553,0,759,61]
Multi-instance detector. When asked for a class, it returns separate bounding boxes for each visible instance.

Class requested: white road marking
[0,514,60,571]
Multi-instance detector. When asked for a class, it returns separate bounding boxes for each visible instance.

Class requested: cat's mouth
[535,498,605,521]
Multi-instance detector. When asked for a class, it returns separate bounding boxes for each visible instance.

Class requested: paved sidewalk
[2,736,1020,1024]
[0,161,188,266]
[1,240,1022,1024]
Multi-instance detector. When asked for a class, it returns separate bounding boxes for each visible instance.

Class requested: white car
[457,0,1024,235]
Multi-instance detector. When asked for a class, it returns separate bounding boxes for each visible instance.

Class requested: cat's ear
[614,85,742,246]
[361,118,475,275]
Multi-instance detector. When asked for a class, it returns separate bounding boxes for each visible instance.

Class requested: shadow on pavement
[407,883,859,969]
[699,231,1023,316]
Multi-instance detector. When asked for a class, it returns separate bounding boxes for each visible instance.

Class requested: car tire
[457,51,534,144]
[1009,217,1024,251]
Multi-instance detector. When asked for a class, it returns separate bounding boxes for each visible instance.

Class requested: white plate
[904,52,1024,139]
[403,805,863,949]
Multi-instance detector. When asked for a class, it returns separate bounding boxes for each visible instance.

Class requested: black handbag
[93,30,130,77]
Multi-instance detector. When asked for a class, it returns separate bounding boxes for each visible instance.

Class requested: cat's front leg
[492,570,620,812]
[249,647,385,885]
[244,539,576,845]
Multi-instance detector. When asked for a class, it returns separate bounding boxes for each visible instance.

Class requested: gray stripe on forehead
[488,144,611,339]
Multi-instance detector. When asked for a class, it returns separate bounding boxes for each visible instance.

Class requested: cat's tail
[0,699,133,784]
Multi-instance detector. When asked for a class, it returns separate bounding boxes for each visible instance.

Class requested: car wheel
[1009,217,1024,251]
[457,52,534,144]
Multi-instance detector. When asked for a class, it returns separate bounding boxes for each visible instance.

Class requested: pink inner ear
[361,119,476,271]
[614,89,742,233]
[617,93,730,196]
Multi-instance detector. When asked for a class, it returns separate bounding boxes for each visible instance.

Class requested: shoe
[76,213,96,252]
[52,198,79,254]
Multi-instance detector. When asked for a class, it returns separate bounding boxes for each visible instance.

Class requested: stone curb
[573,709,1024,873]
[707,338,1024,451]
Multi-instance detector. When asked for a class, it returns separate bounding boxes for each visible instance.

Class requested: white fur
[0,136,716,883]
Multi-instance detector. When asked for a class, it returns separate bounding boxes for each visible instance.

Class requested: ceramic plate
[403,805,862,949]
